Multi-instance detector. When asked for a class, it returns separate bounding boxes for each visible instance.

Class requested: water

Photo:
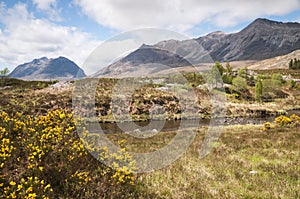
[98,119,209,134]
[90,110,300,134]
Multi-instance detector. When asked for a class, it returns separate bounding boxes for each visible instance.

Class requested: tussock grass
[106,125,300,198]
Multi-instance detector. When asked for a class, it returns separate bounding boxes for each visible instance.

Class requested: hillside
[246,50,300,70]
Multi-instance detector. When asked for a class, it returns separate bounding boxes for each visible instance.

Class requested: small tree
[205,64,223,89]
[0,67,10,86]
[237,67,254,85]
[225,62,233,76]
[289,58,300,70]
[222,62,233,84]
[237,68,246,78]
[0,67,10,77]
[214,61,225,76]
[290,79,296,88]
[297,59,300,69]
[289,59,294,70]
[255,76,263,102]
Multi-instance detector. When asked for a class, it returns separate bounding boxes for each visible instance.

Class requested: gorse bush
[262,121,272,131]
[273,114,300,128]
[0,110,136,198]
[275,115,292,127]
[290,114,300,127]
[263,114,300,132]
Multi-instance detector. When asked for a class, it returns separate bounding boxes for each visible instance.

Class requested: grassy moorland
[131,124,299,198]
[1,66,300,198]
[0,110,299,198]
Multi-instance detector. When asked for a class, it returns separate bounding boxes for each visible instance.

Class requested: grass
[126,125,300,198]
[0,77,57,89]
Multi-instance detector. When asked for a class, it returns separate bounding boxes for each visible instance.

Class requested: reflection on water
[97,118,265,134]
[87,110,300,134]
[98,119,209,134]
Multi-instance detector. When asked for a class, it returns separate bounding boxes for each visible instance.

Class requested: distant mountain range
[9,18,300,80]
[10,56,86,80]
[95,18,300,77]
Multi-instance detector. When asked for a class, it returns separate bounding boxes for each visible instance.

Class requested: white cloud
[32,0,62,21]
[0,3,101,75]
[74,0,300,32]
[33,0,56,11]
[85,28,190,75]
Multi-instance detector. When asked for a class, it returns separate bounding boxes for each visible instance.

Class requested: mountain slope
[10,57,86,80]
[95,18,300,77]
[245,49,300,70]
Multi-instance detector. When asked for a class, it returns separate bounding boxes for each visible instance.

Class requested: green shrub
[232,76,247,91]
[271,74,285,84]
[255,77,263,102]
[290,79,296,88]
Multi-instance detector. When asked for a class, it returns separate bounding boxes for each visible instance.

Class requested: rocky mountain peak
[10,56,86,80]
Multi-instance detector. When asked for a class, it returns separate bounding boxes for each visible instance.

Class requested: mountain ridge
[196,18,300,61]
[95,18,300,77]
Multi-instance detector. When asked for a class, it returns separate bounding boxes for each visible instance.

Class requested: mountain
[94,44,192,78]
[10,56,86,80]
[95,18,300,77]
[196,18,300,61]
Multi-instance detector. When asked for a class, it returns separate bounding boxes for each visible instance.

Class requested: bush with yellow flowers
[262,121,272,131]
[290,113,300,127]
[2,176,53,199]
[271,113,300,129]
[274,115,292,127]
[0,110,137,198]
[79,131,137,186]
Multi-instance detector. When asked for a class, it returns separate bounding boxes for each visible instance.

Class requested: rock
[133,129,141,133]
[151,129,158,133]
[249,170,258,175]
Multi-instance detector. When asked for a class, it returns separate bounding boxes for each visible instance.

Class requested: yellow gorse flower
[9,181,16,186]
[0,109,137,198]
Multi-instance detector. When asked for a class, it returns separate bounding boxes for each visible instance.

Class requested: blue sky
[0,0,300,75]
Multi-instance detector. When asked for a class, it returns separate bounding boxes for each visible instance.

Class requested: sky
[0,0,300,75]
